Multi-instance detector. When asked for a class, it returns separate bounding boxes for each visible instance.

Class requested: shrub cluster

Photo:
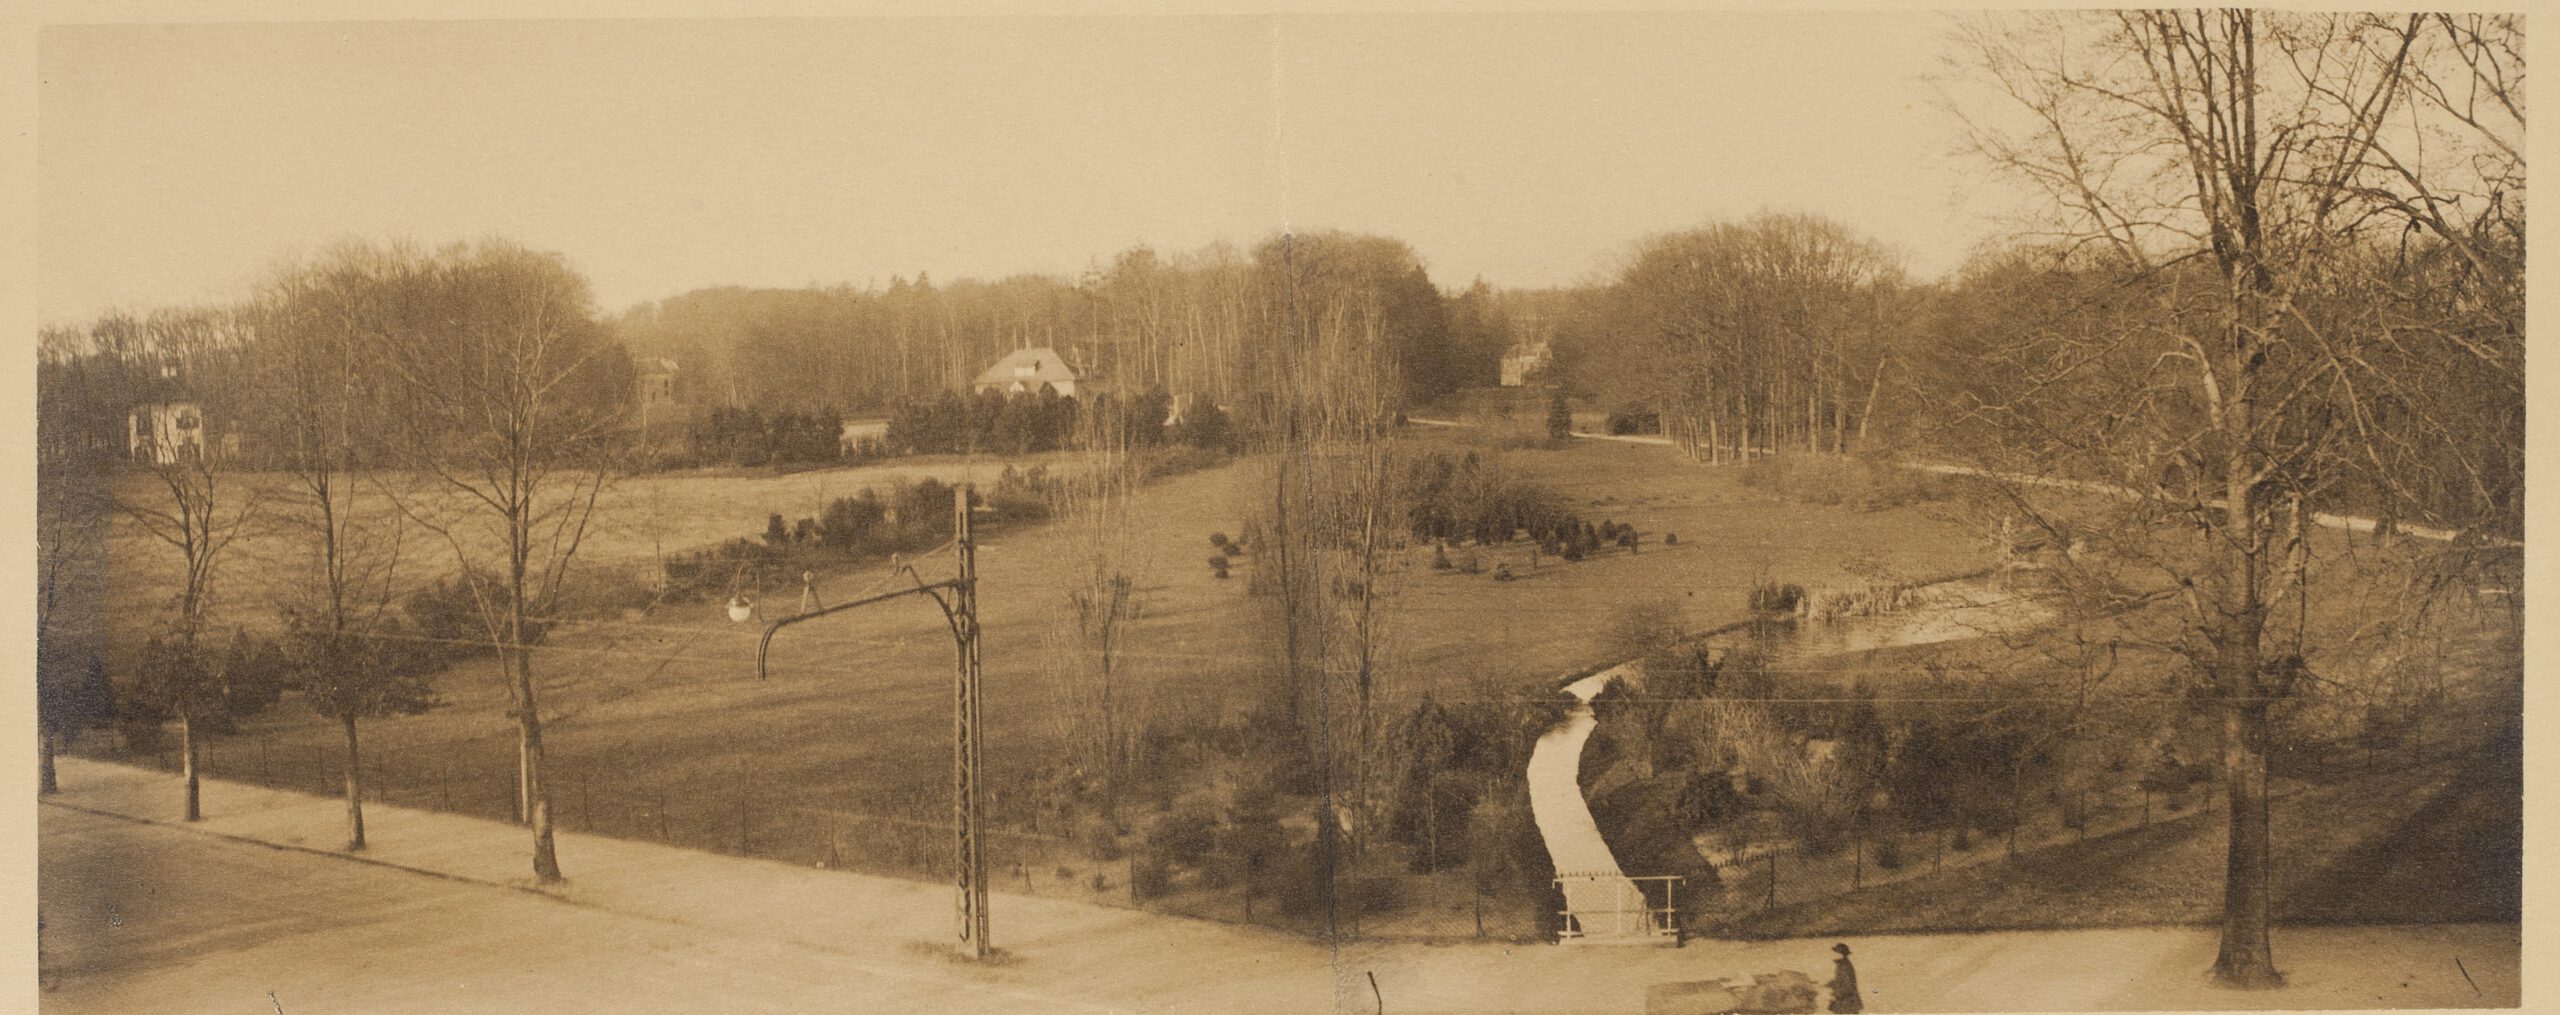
[886,388,1083,455]
[1400,450,1591,547]
[400,573,545,666]
[688,405,845,468]
[661,470,1063,603]
[1736,452,1952,511]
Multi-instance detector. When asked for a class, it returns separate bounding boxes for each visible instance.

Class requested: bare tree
[374,240,631,882]
[251,244,441,850]
[1610,214,1901,461]
[1244,231,1421,930]
[105,305,264,821]
[36,329,117,794]
[1045,398,1155,828]
[1947,10,2523,986]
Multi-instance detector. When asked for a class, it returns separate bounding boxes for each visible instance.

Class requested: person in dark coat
[1828,943,1863,1013]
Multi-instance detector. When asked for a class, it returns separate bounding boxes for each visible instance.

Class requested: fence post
[1763,854,1777,910]
[440,765,453,810]
[1851,812,1863,891]
[735,770,752,855]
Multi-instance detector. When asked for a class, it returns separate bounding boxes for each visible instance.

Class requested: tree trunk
[180,711,201,822]
[518,731,532,826]
[343,712,367,851]
[39,729,58,796]
[2212,701,2282,986]
[516,649,562,882]
[1855,352,1888,450]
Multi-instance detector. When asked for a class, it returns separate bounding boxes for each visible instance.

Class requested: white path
[1406,416,1673,446]
[1412,415,2511,548]
[1524,664,1660,940]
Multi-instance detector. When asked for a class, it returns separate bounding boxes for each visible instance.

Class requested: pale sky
[38,13,2025,323]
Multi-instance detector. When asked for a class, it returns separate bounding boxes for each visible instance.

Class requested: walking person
[1828,943,1864,1014]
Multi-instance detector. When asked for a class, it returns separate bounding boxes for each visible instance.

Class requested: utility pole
[952,484,989,958]
[749,482,989,960]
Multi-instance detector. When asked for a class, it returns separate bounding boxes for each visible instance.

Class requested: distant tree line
[616,234,1515,425]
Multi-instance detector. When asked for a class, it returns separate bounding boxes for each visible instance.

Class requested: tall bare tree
[1045,397,1157,828]
[36,328,117,795]
[104,305,264,821]
[375,240,631,882]
[1947,10,2523,986]
[251,244,443,850]
[1245,231,1422,929]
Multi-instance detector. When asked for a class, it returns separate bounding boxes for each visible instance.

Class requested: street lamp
[740,484,990,959]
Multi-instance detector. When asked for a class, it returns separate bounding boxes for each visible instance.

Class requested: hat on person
[1833,943,1853,956]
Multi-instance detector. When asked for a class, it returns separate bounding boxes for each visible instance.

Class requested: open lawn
[59,429,2525,947]
[70,453,1081,658]
[67,432,1995,923]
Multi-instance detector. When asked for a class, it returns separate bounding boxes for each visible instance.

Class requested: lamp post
[748,484,989,959]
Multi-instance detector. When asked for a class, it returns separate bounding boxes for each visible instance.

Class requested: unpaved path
[1526,665,1650,938]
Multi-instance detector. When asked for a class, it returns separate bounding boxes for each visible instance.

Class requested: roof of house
[972,346,1082,389]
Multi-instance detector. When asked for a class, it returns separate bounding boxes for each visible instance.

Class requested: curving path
[1524,663,1657,940]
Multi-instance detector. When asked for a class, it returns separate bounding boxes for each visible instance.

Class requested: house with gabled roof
[971,346,1091,398]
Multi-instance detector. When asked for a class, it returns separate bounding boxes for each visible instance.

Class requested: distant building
[637,358,680,408]
[972,347,1088,398]
[636,358,684,448]
[838,418,890,456]
[129,402,208,465]
[1500,341,1551,387]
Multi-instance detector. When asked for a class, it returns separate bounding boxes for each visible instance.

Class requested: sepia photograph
[23,6,2529,1013]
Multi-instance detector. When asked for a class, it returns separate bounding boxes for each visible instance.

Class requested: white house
[838,418,890,456]
[971,347,1087,398]
[129,402,207,465]
[1500,341,1552,387]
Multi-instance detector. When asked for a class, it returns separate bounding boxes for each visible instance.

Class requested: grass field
[64,432,1993,916]
[76,452,1085,647]
[61,427,2522,945]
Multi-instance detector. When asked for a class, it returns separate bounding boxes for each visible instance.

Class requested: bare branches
[1943,11,2522,983]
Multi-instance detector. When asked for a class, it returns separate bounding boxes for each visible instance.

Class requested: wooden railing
[1554,873,1683,940]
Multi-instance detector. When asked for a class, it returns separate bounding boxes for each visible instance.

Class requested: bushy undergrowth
[659,476,1002,602]
[1399,449,1599,549]
[1797,579,1956,623]
[1736,452,1950,512]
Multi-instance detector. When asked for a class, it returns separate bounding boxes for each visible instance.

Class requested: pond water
[1756,577,2054,665]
